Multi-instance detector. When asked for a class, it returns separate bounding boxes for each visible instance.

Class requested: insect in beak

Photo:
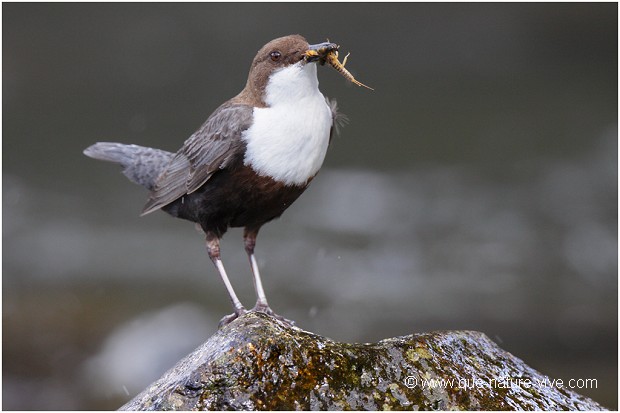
[324,49,374,90]
[304,41,339,64]
[305,40,373,90]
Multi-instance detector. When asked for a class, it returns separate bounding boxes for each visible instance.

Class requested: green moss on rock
[120,312,606,411]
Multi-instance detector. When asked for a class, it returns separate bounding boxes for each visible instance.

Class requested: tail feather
[83,142,174,191]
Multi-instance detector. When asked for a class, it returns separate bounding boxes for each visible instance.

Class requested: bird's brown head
[235,35,338,106]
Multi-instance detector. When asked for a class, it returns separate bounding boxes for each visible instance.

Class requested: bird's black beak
[304,41,339,64]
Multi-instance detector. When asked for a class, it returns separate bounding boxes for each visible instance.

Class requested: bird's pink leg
[206,232,246,326]
[243,227,295,326]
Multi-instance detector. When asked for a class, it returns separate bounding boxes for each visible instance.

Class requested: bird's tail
[83,142,174,191]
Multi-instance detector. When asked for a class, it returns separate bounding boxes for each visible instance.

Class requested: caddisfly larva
[326,50,374,90]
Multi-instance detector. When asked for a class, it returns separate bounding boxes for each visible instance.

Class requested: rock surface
[120,312,606,410]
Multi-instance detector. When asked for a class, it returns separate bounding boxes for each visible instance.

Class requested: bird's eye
[270,51,281,61]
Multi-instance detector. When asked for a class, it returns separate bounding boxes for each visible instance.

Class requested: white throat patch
[241,62,333,186]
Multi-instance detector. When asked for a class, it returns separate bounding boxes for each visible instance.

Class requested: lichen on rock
[120,312,606,411]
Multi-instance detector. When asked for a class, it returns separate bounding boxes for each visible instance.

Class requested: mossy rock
[120,312,606,410]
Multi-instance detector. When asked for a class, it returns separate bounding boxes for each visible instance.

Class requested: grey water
[3,3,617,409]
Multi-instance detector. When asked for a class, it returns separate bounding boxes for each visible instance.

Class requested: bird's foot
[251,303,296,326]
[218,307,247,328]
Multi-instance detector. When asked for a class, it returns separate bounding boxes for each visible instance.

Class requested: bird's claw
[218,307,247,328]
[251,304,296,326]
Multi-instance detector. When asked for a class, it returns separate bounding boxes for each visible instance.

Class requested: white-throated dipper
[84,35,346,326]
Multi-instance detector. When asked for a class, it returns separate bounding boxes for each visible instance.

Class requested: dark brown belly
[162,164,311,237]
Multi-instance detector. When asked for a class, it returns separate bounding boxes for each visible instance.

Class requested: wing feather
[141,104,254,215]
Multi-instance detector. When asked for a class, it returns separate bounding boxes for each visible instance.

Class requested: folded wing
[141,104,254,215]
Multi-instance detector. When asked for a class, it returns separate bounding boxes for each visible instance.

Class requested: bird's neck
[234,62,321,109]
[263,63,321,106]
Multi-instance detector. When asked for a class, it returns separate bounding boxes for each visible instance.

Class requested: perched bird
[84,35,343,326]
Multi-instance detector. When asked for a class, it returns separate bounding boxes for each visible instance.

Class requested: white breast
[241,62,333,186]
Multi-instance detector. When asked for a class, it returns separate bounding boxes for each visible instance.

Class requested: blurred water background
[3,3,617,410]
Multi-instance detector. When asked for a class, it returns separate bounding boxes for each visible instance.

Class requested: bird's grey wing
[141,104,254,215]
